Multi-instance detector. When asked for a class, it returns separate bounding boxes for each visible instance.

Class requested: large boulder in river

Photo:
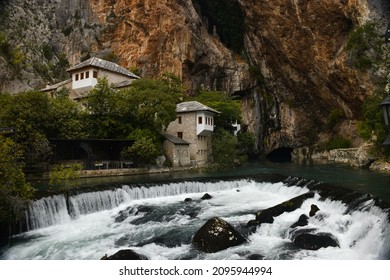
[255,192,315,224]
[293,233,339,250]
[192,217,246,253]
[101,249,148,260]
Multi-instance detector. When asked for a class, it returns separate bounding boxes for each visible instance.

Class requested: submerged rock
[246,219,262,227]
[192,217,246,253]
[290,214,309,228]
[246,254,265,260]
[293,233,339,250]
[114,207,138,223]
[101,249,148,260]
[309,204,320,217]
[255,192,315,224]
[201,193,212,200]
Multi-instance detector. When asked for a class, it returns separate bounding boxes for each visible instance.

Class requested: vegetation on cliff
[346,21,390,156]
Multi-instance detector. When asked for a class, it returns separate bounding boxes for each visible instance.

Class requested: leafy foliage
[237,131,256,157]
[326,108,345,130]
[0,136,34,226]
[192,90,242,132]
[49,163,82,192]
[346,22,384,71]
[124,78,182,131]
[0,32,26,67]
[321,136,352,150]
[357,89,389,148]
[121,129,162,166]
[211,128,246,167]
[49,96,86,139]
[0,91,84,167]
[83,77,132,139]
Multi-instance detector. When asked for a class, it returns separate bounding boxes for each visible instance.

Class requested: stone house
[41,57,139,100]
[164,101,219,167]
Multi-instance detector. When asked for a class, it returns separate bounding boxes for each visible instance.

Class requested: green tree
[49,163,82,192]
[124,78,182,131]
[346,22,384,71]
[192,90,242,132]
[0,91,53,166]
[121,129,162,166]
[0,136,34,239]
[357,89,390,155]
[83,78,132,139]
[211,128,246,167]
[237,131,256,157]
[49,96,86,139]
[0,91,52,141]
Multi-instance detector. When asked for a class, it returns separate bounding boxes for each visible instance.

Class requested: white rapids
[1,179,389,260]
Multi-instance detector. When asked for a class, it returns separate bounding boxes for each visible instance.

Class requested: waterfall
[25,180,262,231]
[5,178,389,260]
[26,195,71,231]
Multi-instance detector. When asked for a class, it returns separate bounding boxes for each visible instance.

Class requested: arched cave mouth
[266,147,294,162]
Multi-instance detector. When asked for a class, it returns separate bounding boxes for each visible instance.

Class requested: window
[198,116,203,124]
[211,118,213,126]
[85,71,89,79]
[75,74,79,81]
[93,71,98,78]
[178,116,182,124]
[80,72,84,80]
[177,132,183,139]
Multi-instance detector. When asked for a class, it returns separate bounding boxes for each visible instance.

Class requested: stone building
[41,57,139,100]
[164,101,219,167]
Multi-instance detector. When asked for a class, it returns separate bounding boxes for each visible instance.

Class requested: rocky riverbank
[296,143,390,173]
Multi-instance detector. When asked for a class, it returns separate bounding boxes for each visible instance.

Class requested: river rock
[201,193,212,200]
[290,214,309,228]
[192,217,246,253]
[246,219,263,227]
[114,207,138,223]
[309,204,320,217]
[255,192,315,224]
[246,254,265,260]
[101,249,148,260]
[184,198,193,202]
[293,233,339,250]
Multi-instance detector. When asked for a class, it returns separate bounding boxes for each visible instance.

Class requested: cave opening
[266,147,294,162]
[192,0,246,54]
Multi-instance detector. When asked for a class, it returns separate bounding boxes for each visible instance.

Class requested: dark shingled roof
[67,57,140,79]
[163,134,190,145]
[176,101,219,114]
[41,79,72,92]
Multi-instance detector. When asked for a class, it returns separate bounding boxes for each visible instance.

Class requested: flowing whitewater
[1,179,389,260]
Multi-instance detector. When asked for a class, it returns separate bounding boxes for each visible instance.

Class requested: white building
[42,57,139,100]
[164,101,219,167]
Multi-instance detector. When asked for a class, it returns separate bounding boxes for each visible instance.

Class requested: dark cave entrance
[266,147,294,162]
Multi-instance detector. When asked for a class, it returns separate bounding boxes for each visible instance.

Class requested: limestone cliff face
[0,0,389,154]
[239,0,389,153]
[88,0,250,94]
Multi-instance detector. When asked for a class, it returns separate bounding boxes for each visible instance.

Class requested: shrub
[326,108,345,129]
[322,136,352,150]
[49,163,82,192]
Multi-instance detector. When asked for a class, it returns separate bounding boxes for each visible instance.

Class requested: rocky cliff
[0,0,389,155]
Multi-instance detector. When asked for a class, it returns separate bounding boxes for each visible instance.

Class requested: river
[1,160,390,260]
